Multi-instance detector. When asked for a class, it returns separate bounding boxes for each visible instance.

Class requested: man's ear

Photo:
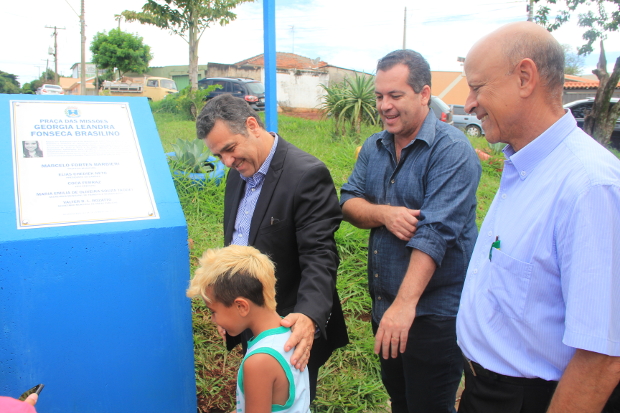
[420,85,431,106]
[245,116,261,138]
[516,58,538,98]
[234,298,251,317]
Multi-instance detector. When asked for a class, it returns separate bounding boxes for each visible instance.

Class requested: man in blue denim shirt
[340,50,481,413]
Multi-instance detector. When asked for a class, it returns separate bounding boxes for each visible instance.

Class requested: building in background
[124,53,369,110]
[69,63,105,79]
[563,74,620,103]
[206,52,370,110]
[59,76,97,95]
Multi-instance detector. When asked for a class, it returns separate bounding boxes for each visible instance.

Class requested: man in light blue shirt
[456,22,620,413]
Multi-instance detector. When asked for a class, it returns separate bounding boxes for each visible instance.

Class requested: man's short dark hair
[377,49,432,94]
[196,94,265,139]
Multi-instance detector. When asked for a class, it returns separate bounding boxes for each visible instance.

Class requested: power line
[63,0,80,18]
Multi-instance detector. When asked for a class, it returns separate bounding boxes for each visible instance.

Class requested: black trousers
[459,359,620,413]
[373,315,463,413]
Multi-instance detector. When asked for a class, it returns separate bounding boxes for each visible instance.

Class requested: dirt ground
[280,110,324,121]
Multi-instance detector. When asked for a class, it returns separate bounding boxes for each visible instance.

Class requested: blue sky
[3,0,619,84]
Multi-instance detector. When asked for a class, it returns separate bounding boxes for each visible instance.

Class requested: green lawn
[154,111,505,412]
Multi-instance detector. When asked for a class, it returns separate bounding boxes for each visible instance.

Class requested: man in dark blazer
[196,94,348,399]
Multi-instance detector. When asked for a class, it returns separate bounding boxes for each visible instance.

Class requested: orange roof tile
[564,74,594,83]
[564,80,620,89]
[235,53,327,70]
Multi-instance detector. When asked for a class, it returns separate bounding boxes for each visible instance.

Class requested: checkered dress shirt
[231,134,279,246]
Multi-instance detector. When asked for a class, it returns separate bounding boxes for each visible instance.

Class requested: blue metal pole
[263,0,277,133]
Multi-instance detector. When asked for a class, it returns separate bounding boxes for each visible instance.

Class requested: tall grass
[154,112,501,412]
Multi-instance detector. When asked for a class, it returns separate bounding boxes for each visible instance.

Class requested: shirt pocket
[488,248,533,321]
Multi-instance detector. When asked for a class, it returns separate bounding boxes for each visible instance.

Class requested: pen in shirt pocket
[489,236,501,261]
[270,217,280,225]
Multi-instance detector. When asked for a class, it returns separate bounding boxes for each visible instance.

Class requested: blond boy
[187,245,310,413]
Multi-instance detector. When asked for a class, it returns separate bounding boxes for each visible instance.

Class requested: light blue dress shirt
[231,135,278,246]
[457,111,620,381]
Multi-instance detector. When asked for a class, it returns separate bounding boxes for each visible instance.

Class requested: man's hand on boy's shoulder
[281,313,315,371]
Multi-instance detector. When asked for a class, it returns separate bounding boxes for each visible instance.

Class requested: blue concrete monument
[0,95,196,413]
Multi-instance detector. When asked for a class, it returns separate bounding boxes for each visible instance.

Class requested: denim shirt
[340,110,481,322]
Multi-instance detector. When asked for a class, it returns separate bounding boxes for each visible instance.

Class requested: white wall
[261,69,328,110]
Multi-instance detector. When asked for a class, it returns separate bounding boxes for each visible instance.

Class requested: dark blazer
[223,137,348,364]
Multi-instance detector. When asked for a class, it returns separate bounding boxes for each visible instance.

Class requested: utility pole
[45,26,65,84]
[290,25,295,54]
[527,0,534,21]
[403,7,407,49]
[80,0,86,95]
[41,59,50,81]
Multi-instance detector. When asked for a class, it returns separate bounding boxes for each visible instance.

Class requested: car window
[246,82,265,94]
[146,79,158,87]
[44,85,62,90]
[570,103,592,119]
[231,83,244,94]
[160,79,177,90]
[452,105,467,116]
[212,80,229,92]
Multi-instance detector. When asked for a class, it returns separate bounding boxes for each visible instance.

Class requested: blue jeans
[373,315,463,413]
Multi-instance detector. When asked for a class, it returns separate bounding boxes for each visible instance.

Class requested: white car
[36,84,64,95]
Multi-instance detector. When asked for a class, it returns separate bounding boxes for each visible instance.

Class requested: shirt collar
[377,109,438,150]
[503,110,576,181]
[241,133,279,186]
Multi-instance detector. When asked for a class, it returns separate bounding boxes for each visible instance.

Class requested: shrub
[151,84,221,120]
[168,138,215,174]
[320,75,379,137]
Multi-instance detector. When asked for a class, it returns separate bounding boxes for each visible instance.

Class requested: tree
[535,0,620,146]
[0,70,21,94]
[21,69,61,94]
[562,44,585,75]
[121,0,253,91]
[90,28,152,79]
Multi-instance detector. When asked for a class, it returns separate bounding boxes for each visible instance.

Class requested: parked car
[451,104,484,136]
[36,84,64,95]
[564,98,620,149]
[101,77,177,101]
[197,77,265,111]
[430,95,452,124]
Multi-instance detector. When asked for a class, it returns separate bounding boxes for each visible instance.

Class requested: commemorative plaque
[11,100,159,228]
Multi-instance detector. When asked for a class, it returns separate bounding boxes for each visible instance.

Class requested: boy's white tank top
[236,326,310,413]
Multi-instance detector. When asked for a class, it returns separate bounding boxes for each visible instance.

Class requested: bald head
[469,22,565,98]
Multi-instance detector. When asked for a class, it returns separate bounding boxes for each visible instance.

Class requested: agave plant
[169,138,215,174]
[343,74,380,134]
[320,74,379,136]
[487,142,505,155]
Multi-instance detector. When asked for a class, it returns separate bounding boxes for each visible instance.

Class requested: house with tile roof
[562,74,620,103]
[58,76,97,95]
[204,52,371,110]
